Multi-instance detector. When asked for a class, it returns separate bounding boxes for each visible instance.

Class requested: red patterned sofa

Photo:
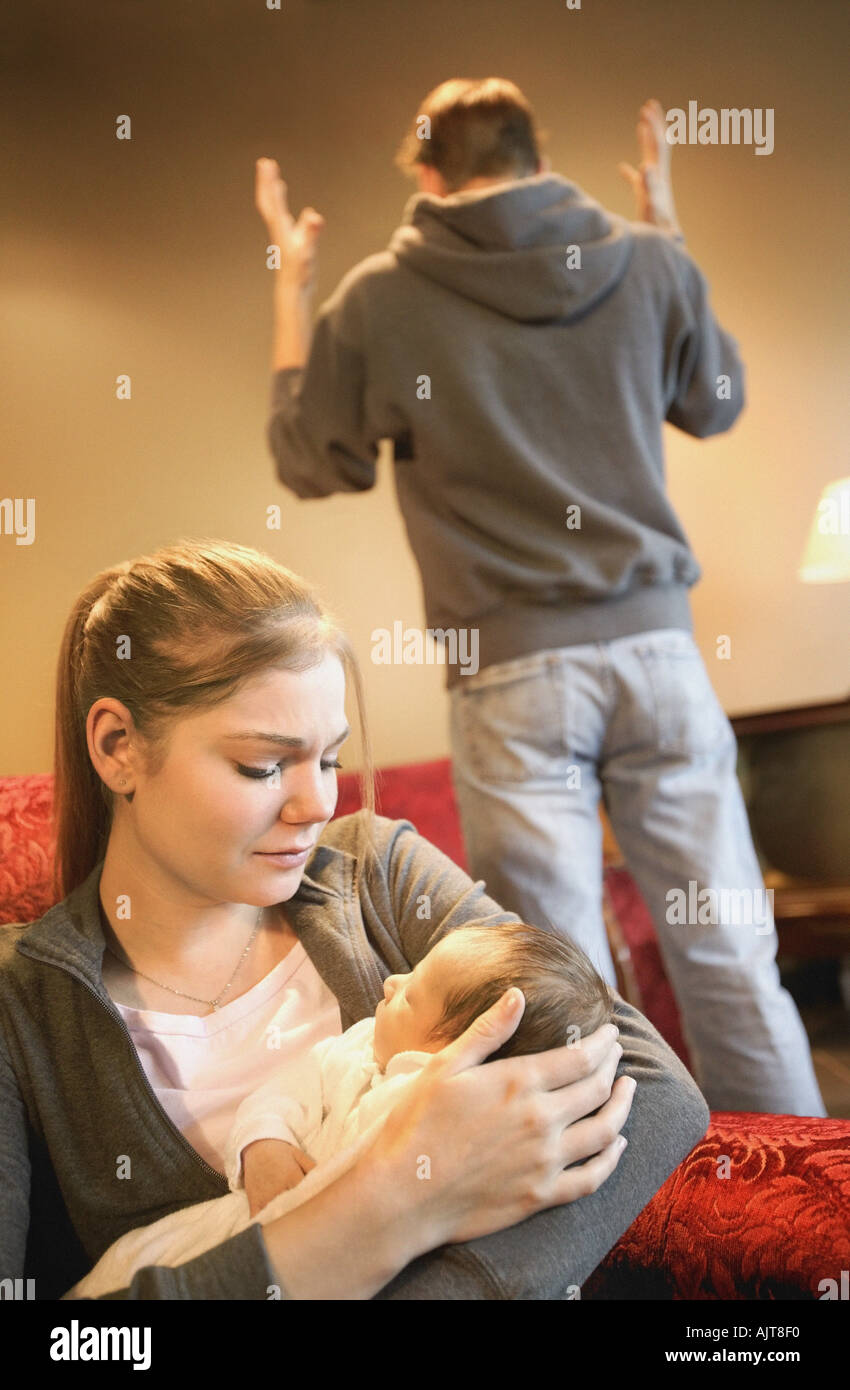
[3,766,849,1299]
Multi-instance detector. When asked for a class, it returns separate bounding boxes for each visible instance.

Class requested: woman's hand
[357,989,635,1255]
[243,1138,317,1217]
[618,97,683,237]
[255,157,325,289]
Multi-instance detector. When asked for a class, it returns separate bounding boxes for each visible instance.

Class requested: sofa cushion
[584,1111,850,1299]
[0,773,55,926]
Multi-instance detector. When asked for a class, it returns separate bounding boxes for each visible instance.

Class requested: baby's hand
[243,1139,317,1217]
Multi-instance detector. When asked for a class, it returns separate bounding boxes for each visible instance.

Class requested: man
[256,77,824,1116]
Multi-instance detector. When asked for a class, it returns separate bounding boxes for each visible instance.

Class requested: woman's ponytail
[52,567,129,902]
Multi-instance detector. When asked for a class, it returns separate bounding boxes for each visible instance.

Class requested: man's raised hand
[618,98,683,238]
[255,157,325,288]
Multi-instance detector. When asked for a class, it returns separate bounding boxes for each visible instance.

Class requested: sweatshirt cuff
[167,1221,289,1300]
[270,367,304,411]
[226,1118,300,1190]
[94,1222,290,1300]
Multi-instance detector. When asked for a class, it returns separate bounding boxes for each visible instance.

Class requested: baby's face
[373,932,470,1069]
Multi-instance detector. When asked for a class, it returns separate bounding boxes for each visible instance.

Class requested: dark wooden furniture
[731,695,850,961]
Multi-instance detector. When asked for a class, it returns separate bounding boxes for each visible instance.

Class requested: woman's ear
[86,697,139,796]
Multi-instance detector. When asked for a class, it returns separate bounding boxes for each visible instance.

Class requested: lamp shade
[798,476,850,583]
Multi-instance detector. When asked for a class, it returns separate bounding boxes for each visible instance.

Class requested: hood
[388,173,634,324]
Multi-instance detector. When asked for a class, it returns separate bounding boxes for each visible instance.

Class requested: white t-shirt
[112,942,342,1174]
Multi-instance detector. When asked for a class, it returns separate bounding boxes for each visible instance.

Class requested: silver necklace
[104,907,264,1012]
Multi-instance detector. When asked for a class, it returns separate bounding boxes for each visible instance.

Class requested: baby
[232,918,614,1206]
[67,921,613,1299]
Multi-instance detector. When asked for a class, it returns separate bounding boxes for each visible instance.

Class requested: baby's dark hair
[427,921,613,1062]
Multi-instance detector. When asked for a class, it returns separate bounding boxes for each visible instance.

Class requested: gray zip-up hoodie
[268,174,744,685]
[0,813,709,1300]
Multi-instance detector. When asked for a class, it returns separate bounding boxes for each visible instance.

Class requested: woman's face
[115,652,349,908]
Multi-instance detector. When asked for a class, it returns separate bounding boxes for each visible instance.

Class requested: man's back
[260,87,823,1119]
[269,173,744,683]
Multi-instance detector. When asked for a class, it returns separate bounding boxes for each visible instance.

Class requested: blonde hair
[394,77,548,193]
[52,538,375,901]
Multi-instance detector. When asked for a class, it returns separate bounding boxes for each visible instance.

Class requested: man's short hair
[394,77,548,193]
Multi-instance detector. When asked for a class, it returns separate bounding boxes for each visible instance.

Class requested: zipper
[67,966,229,1191]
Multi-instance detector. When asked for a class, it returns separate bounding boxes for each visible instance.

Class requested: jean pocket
[452,659,567,783]
[634,636,736,757]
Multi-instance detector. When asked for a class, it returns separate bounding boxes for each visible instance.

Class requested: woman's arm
[0,1023,31,1285]
[259,990,633,1299]
[368,820,709,1297]
[376,996,709,1299]
[86,996,706,1301]
[84,991,633,1301]
[81,1008,702,1299]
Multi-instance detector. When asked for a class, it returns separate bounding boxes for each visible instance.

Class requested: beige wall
[2,0,848,775]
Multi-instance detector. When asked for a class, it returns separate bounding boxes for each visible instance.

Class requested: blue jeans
[449,629,826,1116]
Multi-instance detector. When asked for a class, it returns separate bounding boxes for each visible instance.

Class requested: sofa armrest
[583,1112,850,1299]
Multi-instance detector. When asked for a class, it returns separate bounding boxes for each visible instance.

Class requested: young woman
[0,539,708,1300]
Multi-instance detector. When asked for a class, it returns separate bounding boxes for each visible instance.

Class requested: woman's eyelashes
[236,759,343,781]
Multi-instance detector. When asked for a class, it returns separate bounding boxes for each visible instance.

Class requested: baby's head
[373,921,613,1069]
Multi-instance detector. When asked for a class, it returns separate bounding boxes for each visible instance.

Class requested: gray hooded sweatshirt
[268,174,744,685]
[0,813,708,1299]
